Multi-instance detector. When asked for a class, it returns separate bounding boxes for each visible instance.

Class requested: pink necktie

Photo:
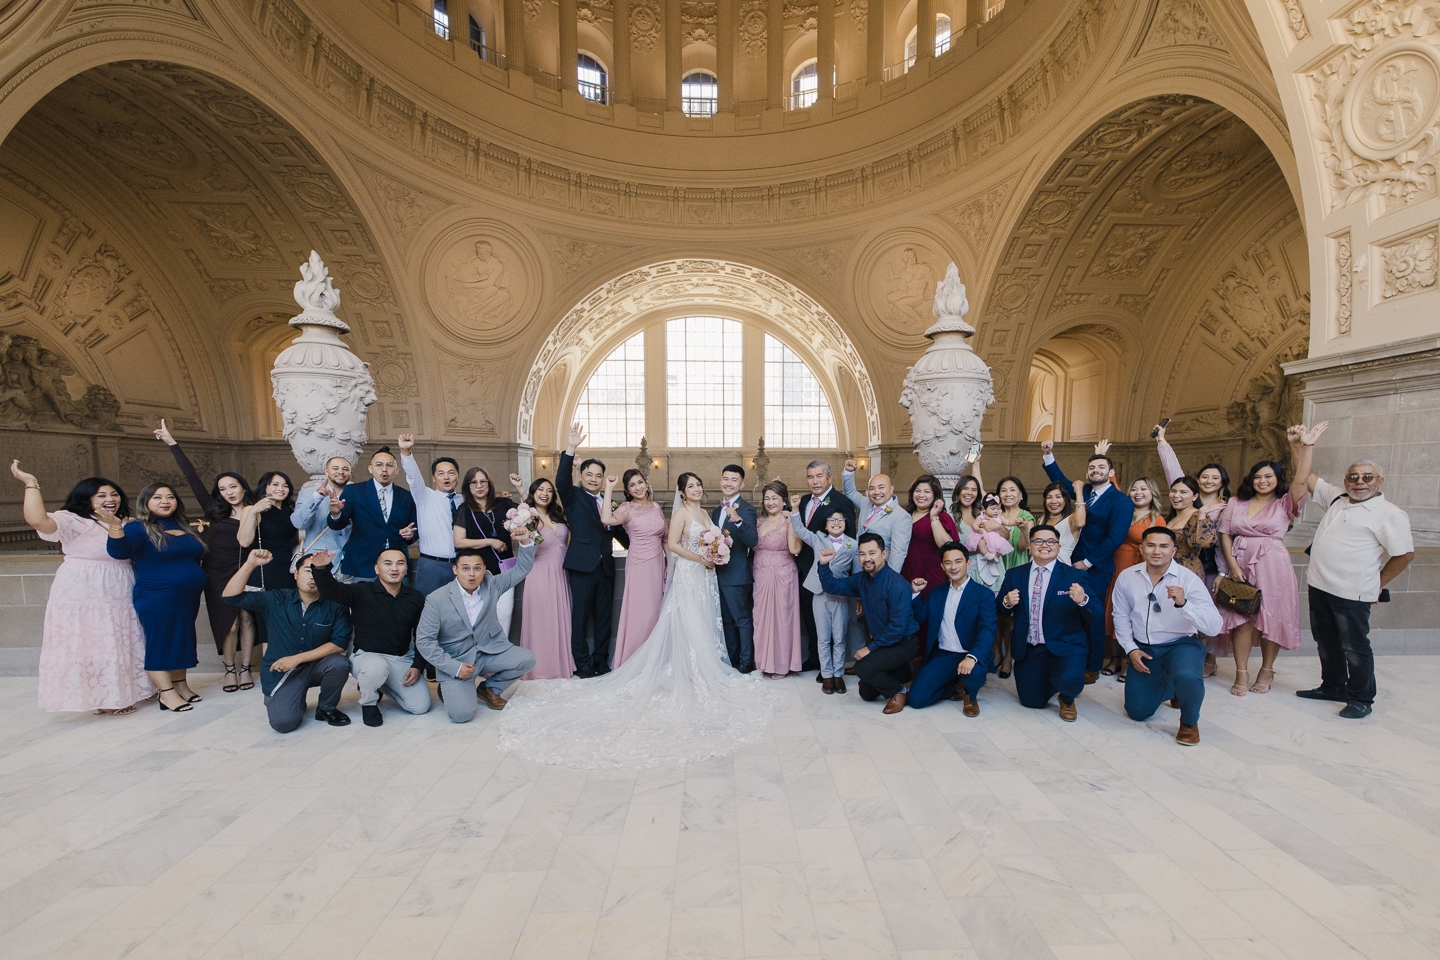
[867,504,884,526]
[1029,567,1045,646]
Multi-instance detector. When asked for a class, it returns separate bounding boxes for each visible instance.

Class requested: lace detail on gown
[499,518,779,768]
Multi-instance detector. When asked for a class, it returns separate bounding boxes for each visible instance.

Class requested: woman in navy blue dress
[102,482,207,713]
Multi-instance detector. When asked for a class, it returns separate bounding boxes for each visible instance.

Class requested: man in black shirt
[223,549,353,732]
[311,546,432,726]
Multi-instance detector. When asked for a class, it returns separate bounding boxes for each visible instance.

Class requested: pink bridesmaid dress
[37,511,154,711]
[752,517,801,675]
[610,501,667,668]
[520,522,575,679]
[1212,493,1307,654]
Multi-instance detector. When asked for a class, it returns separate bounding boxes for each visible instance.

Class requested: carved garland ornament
[1281,0,1308,40]
[632,0,661,52]
[740,0,768,56]
[1310,3,1440,211]
[1335,231,1353,335]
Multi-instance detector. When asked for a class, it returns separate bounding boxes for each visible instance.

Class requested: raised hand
[398,523,417,540]
[512,525,534,546]
[1068,581,1088,605]
[328,494,343,518]
[1039,440,1054,456]
[929,499,943,518]
[1152,423,1167,443]
[725,502,741,523]
[1004,588,1021,608]
[1073,479,1085,497]
[789,492,802,511]
[605,475,618,490]
[247,548,274,566]
[397,433,415,453]
[153,418,175,446]
[10,460,37,487]
[309,549,334,568]
[567,421,586,450]
[818,547,836,565]
[911,578,928,592]
[1289,421,1330,446]
[93,505,122,532]
[316,478,333,499]
[844,458,858,473]
[509,472,524,493]
[1094,438,1111,456]
[1165,584,1187,606]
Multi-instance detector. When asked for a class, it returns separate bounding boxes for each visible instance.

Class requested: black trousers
[718,582,754,670]
[264,653,350,733]
[568,567,616,673]
[1308,586,1376,706]
[855,633,921,701]
[798,583,819,670]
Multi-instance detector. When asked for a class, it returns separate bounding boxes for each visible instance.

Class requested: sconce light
[652,458,662,469]
[539,457,550,469]
[857,457,868,469]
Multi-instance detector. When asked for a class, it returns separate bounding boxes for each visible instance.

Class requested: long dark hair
[951,475,982,519]
[907,475,946,513]
[1168,475,1201,520]
[255,471,296,515]
[1198,462,1232,501]
[135,483,204,551]
[1236,460,1289,501]
[676,472,704,502]
[1040,481,1074,523]
[526,477,566,524]
[995,476,1030,512]
[206,472,254,521]
[621,468,648,502]
[462,466,495,512]
[60,477,130,521]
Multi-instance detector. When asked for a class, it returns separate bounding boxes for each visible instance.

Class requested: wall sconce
[652,458,662,469]
[539,457,550,469]
[857,457,868,469]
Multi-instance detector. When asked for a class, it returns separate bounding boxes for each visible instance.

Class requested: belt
[419,553,455,563]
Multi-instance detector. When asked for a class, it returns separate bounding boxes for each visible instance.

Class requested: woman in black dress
[451,466,525,636]
[238,471,299,591]
[155,419,257,693]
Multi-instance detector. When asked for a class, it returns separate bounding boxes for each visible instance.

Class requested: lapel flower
[882,505,893,515]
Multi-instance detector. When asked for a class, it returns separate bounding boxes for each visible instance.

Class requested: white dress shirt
[460,582,485,626]
[805,486,836,524]
[1306,479,1414,602]
[720,497,743,526]
[401,453,461,558]
[936,580,976,656]
[1111,560,1222,654]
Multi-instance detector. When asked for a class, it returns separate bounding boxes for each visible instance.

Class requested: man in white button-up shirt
[1113,526,1223,745]
[1295,457,1414,719]
[397,433,464,597]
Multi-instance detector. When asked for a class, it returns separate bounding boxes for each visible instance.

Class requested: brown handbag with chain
[1213,576,1262,616]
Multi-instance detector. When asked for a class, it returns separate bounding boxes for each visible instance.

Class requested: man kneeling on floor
[223,549,353,732]
[817,532,920,714]
[905,542,996,715]
[416,526,537,723]
[1112,525,1222,745]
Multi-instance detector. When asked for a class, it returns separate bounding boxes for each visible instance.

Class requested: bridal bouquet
[504,503,545,545]
[697,528,732,566]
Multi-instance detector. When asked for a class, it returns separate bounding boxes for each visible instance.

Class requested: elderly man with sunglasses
[1294,455,1414,719]
[1112,526,1223,745]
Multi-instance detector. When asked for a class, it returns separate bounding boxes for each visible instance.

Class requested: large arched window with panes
[764,335,837,447]
[574,332,645,446]
[667,316,742,446]
[681,71,719,117]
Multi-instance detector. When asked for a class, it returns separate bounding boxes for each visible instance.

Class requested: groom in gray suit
[416,531,537,723]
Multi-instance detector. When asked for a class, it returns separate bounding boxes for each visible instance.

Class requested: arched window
[576,333,645,446]
[667,316,741,446]
[432,0,450,38]
[681,71,719,117]
[578,54,609,104]
[791,61,818,109]
[469,15,484,48]
[764,335,837,448]
[904,14,952,67]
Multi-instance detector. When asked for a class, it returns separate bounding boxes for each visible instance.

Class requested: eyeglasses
[1145,592,1163,614]
[1030,538,1060,546]
[1345,473,1378,483]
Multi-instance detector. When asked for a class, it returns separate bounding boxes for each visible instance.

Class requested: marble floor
[2,658,1439,960]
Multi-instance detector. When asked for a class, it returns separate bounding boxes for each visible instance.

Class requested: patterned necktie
[380,485,390,521]
[1087,487,1099,508]
[1029,566,1045,646]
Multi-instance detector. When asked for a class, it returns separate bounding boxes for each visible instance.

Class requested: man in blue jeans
[1112,526,1222,745]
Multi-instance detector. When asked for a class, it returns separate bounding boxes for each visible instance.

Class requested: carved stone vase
[899,262,995,494]
[271,251,377,480]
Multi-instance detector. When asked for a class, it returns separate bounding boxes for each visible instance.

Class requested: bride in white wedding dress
[498,472,779,769]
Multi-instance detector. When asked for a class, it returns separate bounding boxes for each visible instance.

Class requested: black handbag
[1213,576,1262,616]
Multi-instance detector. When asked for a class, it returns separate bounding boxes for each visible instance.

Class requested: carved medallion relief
[424,220,542,345]
[855,234,957,351]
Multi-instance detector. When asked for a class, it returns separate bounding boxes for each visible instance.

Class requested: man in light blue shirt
[291,455,353,579]
[1112,525,1223,746]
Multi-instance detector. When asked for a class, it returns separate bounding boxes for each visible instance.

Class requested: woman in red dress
[900,475,959,601]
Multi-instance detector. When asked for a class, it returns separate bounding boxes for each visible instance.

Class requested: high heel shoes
[1231,669,1249,697]
[156,686,194,712]
[1250,666,1274,694]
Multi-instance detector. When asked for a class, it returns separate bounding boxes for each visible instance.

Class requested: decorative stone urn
[271,251,377,480]
[899,262,995,493]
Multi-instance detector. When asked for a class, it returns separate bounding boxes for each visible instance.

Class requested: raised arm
[1154,422,1184,487]
[398,435,435,506]
[1287,422,1329,504]
[788,502,829,553]
[156,419,214,513]
[309,551,358,606]
[222,550,270,610]
[816,551,861,597]
[1069,480,1087,531]
[10,461,56,536]
[840,460,868,512]
[556,423,583,504]
[600,476,622,526]
[1039,440,1070,486]
[489,533,537,594]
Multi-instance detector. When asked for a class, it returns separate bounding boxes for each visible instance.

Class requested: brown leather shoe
[883,691,907,714]
[822,677,835,694]
[1058,699,1077,722]
[478,684,507,711]
[834,677,846,694]
[1083,671,1100,685]
[949,685,965,701]
[1176,723,1199,745]
[962,692,979,718]
[844,665,856,675]
[1168,697,1180,709]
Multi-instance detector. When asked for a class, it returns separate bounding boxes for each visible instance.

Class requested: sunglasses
[1345,473,1377,483]
[1145,592,1164,614]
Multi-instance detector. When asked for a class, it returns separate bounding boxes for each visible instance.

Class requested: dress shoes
[315,707,351,726]
[1296,686,1348,703]
[1083,670,1100,685]
[1338,701,1373,719]
[816,671,825,683]
[1058,699,1077,722]
[362,704,383,727]
[1176,723,1200,745]
[478,684,508,711]
[844,664,856,675]
[833,677,846,694]
[883,691,908,715]
[961,691,979,718]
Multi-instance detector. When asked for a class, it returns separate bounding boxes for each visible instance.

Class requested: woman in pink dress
[752,480,802,678]
[518,477,575,679]
[11,462,154,714]
[1215,424,1325,697]
[602,469,666,668]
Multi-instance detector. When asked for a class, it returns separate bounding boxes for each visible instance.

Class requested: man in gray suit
[842,458,912,572]
[416,530,537,723]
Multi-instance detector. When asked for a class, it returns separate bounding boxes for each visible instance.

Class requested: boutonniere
[882,505,894,516]
[609,500,619,510]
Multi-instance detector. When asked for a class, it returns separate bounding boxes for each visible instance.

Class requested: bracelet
[25,485,39,490]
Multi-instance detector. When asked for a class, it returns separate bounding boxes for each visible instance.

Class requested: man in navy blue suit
[557,423,630,677]
[998,525,1098,721]
[906,542,996,716]
[327,446,418,582]
[713,464,759,672]
[1041,439,1128,682]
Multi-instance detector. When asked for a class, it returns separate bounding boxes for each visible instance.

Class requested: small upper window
[905,14,952,67]
[681,71,718,117]
[790,61,818,110]
[469,15,484,48]
[578,54,609,104]
[433,0,450,39]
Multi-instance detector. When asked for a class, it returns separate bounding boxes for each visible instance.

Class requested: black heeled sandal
[222,664,239,693]
[237,664,255,691]
[157,687,194,712]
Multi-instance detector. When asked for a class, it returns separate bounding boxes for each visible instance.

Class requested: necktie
[450,493,460,511]
[867,503,884,526]
[1029,566,1045,646]
[1087,487,1099,508]
[380,485,390,521]
[806,497,817,524]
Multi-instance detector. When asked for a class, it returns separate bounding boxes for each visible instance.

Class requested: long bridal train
[499,519,778,769]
